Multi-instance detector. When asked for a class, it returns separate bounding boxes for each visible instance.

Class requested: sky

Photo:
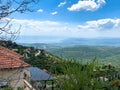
[9,0,120,43]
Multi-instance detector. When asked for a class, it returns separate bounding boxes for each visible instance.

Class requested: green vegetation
[49,46,120,65]
[0,40,64,72]
[55,60,120,90]
[1,40,120,90]
[2,87,12,90]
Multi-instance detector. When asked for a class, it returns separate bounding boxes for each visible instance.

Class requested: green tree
[56,60,107,90]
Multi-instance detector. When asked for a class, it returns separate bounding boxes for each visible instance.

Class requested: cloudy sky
[11,0,120,43]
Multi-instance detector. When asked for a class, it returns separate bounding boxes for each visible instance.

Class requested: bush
[2,87,12,90]
[55,60,108,90]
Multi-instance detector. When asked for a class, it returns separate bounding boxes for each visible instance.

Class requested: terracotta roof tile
[0,46,29,69]
[0,46,23,59]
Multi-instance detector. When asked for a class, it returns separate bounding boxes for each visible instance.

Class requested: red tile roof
[0,46,23,59]
[0,46,29,69]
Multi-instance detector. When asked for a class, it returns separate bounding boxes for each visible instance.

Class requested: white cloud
[10,18,120,39]
[37,9,43,13]
[58,1,67,7]
[11,19,67,36]
[68,0,106,11]
[78,18,120,31]
[50,11,58,15]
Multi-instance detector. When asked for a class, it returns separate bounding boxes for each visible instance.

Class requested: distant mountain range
[17,38,120,65]
[20,38,120,50]
[60,38,120,46]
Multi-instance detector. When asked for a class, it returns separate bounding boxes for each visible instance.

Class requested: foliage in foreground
[54,60,120,90]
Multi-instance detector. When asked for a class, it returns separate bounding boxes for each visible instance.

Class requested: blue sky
[13,0,120,21]
[10,0,120,43]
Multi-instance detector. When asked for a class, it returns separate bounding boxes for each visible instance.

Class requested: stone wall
[0,68,24,90]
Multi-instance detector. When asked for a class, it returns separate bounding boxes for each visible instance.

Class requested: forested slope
[50,46,120,65]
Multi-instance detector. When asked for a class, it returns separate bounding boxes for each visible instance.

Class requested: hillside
[18,38,120,65]
[49,45,120,65]
[0,40,63,72]
[1,41,120,90]
[1,40,120,68]
[21,43,62,50]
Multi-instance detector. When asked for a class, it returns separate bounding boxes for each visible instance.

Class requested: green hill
[1,41,120,90]
[1,40,120,68]
[49,45,120,65]
[0,40,63,72]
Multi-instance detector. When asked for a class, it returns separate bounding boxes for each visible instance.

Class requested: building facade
[0,46,30,89]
